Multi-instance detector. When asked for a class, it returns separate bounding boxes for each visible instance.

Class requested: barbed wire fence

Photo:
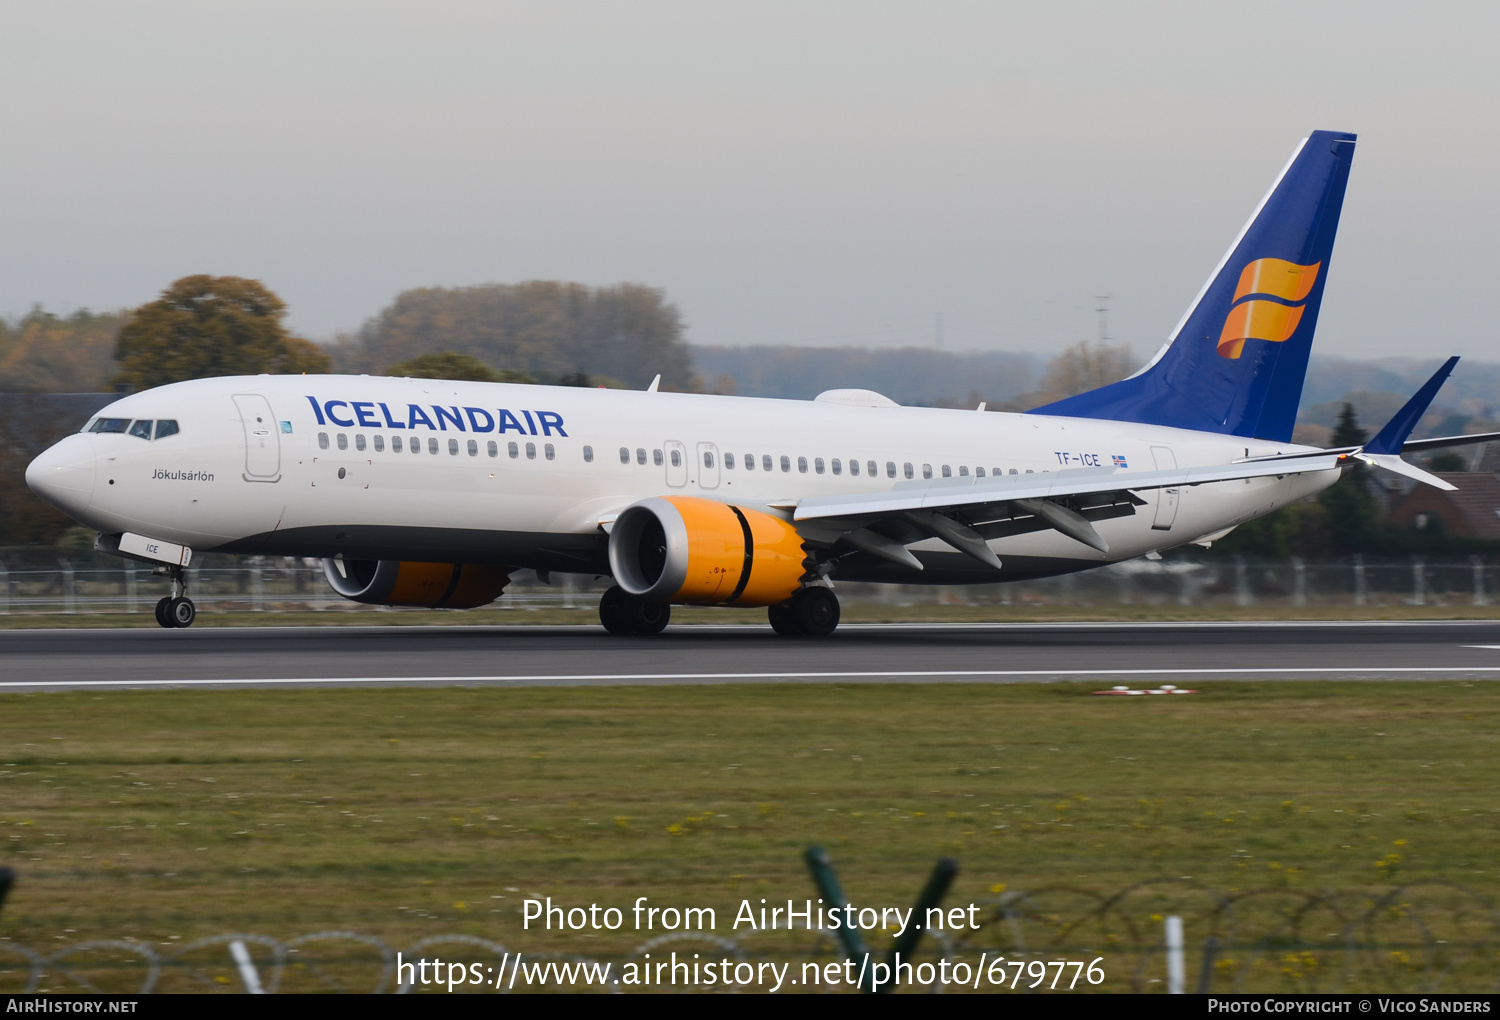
[1,551,1498,617]
[2,880,1496,993]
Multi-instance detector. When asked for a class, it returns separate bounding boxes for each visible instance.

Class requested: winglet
[1364,356,1459,455]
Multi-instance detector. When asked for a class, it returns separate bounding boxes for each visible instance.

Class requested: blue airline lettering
[306,396,565,436]
[324,400,354,427]
[353,401,380,428]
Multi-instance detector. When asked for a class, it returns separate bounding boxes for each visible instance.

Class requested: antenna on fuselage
[646,374,661,393]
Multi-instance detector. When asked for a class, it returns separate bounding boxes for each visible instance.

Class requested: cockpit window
[88,418,131,434]
[154,420,180,440]
[128,420,153,440]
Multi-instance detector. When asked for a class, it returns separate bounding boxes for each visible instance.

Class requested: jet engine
[322,558,511,609]
[607,496,809,607]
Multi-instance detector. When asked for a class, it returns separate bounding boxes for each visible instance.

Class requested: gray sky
[3,2,1498,362]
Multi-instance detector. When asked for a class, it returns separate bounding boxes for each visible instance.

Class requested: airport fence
[0,548,1498,617]
[1,881,1496,993]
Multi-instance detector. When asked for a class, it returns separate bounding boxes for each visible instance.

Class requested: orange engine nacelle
[608,496,809,607]
[322,558,511,609]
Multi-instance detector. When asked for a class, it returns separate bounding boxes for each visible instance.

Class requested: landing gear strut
[599,585,670,636]
[152,565,195,629]
[768,586,840,638]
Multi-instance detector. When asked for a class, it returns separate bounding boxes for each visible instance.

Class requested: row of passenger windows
[317,432,579,461]
[617,447,1020,478]
[86,418,181,441]
[316,431,1021,479]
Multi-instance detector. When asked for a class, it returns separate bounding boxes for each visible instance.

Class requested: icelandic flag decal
[1112,454,1128,468]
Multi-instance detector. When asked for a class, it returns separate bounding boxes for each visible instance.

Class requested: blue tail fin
[1029,130,1356,442]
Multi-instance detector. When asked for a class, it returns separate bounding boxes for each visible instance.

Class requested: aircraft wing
[791,451,1347,523]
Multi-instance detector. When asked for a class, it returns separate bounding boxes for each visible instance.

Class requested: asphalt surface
[4,621,1500,690]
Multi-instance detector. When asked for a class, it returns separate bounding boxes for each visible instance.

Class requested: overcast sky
[3,2,1497,363]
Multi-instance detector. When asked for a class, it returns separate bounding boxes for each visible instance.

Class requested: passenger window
[744,454,754,471]
[545,443,555,460]
[671,449,682,467]
[356,434,366,451]
[411,437,420,454]
[637,448,647,465]
[831,458,842,475]
[488,440,498,457]
[763,455,773,472]
[128,420,153,440]
[1009,468,1018,475]
[868,460,878,477]
[428,437,438,454]
[885,461,896,478]
[619,447,630,464]
[814,457,824,474]
[337,434,348,451]
[975,466,984,477]
[903,462,913,479]
[373,435,384,452]
[780,455,791,472]
[1024,468,1033,474]
[725,453,735,469]
[467,439,478,457]
[526,442,536,459]
[509,442,520,458]
[583,445,593,462]
[922,463,932,479]
[941,465,951,477]
[654,449,664,466]
[90,418,130,433]
[448,438,459,456]
[797,456,807,473]
[959,465,969,477]
[703,451,714,468]
[318,432,330,449]
[392,435,403,453]
[849,459,859,477]
[154,420,179,440]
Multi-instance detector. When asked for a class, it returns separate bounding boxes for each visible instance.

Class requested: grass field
[2,680,1499,991]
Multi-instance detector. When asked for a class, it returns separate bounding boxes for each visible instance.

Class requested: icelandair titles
[307,397,567,437]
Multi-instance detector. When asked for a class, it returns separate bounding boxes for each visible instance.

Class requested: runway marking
[4,666,1500,689]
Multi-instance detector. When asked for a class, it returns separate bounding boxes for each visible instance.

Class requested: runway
[4,620,1500,691]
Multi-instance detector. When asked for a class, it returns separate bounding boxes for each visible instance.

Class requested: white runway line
[5,665,1500,689]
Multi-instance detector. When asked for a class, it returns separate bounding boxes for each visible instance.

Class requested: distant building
[1387,471,1500,539]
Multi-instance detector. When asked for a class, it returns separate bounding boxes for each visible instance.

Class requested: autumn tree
[0,307,128,392]
[383,351,533,384]
[113,276,330,390]
[349,281,695,389]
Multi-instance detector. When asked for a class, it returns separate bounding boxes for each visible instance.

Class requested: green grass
[2,681,1498,992]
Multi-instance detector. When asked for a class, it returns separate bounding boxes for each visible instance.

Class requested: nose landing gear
[152,565,196,628]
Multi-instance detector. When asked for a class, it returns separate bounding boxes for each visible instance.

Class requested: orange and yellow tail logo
[1216,258,1320,359]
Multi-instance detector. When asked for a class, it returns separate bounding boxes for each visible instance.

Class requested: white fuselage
[28,374,1339,582]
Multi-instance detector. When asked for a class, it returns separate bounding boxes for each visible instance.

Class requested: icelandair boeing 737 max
[25,130,1499,634]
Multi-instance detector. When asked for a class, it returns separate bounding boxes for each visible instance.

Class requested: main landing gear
[599,586,671,636]
[768,586,840,638]
[152,565,195,629]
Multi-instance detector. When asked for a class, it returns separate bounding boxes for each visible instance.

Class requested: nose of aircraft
[26,434,98,520]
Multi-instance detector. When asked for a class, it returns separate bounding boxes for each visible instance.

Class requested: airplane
[25,129,1500,635]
